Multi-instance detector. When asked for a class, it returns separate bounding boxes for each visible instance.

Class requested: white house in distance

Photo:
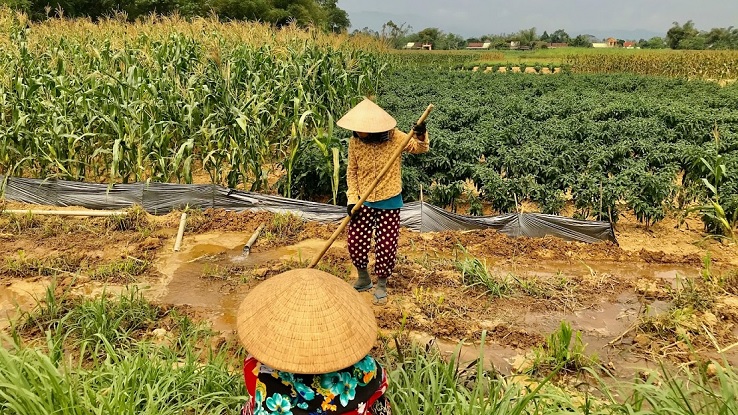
[403,42,433,50]
[466,42,492,50]
[593,38,639,48]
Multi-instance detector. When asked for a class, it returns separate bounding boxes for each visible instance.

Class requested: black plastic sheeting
[0,175,617,244]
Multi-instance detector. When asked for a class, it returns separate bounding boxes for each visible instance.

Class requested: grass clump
[590,359,738,415]
[182,207,208,233]
[0,211,43,233]
[1,251,87,277]
[104,205,151,232]
[17,285,163,352]
[526,321,598,376]
[635,260,734,354]
[455,254,513,298]
[411,287,448,320]
[669,275,717,312]
[3,283,246,414]
[262,211,305,246]
[384,332,580,414]
[89,257,149,283]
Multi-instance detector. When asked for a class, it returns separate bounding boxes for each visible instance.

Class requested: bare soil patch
[1,202,737,377]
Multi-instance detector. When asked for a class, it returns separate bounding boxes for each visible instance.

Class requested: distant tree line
[0,0,350,31]
[353,25,601,50]
[4,3,736,51]
[665,20,738,50]
[355,21,738,51]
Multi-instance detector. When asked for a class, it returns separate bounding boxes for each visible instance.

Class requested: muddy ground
[1,202,737,382]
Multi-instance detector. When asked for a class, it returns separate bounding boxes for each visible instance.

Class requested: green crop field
[287,70,738,232]
[0,9,387,196]
[2,7,737,231]
[1,9,738,415]
[389,48,738,81]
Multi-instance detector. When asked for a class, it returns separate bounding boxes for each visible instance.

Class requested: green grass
[385,329,738,415]
[526,321,598,376]
[89,257,149,282]
[455,246,514,298]
[261,211,305,246]
[0,211,43,233]
[103,205,152,232]
[2,251,87,278]
[4,283,245,414]
[3,281,738,415]
[384,332,572,414]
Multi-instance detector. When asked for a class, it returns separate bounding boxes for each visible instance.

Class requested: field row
[1,11,737,235]
[287,71,738,233]
[390,49,738,80]
[0,10,386,195]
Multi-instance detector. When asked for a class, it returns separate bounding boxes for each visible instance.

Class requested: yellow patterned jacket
[346,128,430,205]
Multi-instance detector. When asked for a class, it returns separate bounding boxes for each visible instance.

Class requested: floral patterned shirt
[242,355,390,415]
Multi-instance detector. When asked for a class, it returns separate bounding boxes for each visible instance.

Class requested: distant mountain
[346,11,665,41]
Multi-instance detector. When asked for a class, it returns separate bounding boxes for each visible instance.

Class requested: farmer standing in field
[336,97,430,305]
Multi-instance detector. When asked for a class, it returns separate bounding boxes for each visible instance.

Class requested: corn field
[0,8,388,194]
[564,50,738,80]
[389,50,506,69]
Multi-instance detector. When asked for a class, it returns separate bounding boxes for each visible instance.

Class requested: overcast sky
[337,0,737,40]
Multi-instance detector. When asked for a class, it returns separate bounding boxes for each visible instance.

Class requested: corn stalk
[0,8,386,190]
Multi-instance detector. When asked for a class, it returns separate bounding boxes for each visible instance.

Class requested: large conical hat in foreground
[336,97,397,133]
[236,268,378,374]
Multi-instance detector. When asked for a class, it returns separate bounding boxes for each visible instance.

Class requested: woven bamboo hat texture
[336,97,397,133]
[236,268,378,374]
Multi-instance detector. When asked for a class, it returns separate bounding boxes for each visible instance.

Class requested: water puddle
[558,293,639,338]
[141,232,736,374]
[489,260,701,282]
[0,279,51,330]
[151,234,345,331]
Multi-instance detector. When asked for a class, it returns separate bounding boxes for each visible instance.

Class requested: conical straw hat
[236,268,378,374]
[336,98,396,133]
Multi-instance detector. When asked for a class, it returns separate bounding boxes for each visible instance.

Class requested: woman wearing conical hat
[237,269,391,415]
[336,98,430,305]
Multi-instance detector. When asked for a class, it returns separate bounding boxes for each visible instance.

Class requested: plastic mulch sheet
[0,175,617,244]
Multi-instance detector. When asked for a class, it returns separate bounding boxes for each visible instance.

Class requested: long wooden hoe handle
[308,103,434,269]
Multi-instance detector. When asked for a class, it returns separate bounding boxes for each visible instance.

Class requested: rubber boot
[373,277,388,305]
[353,268,373,292]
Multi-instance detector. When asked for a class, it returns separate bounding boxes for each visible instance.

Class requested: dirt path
[1,204,736,380]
